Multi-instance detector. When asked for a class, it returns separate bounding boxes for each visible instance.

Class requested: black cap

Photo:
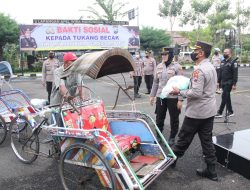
[190,41,212,52]
[161,47,174,55]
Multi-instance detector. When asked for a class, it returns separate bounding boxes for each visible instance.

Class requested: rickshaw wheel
[10,115,39,164]
[0,115,7,145]
[59,143,116,190]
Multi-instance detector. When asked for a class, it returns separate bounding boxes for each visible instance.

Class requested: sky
[0,0,186,31]
[0,0,249,32]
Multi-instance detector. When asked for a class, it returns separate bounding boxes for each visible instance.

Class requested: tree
[207,0,235,48]
[181,27,212,45]
[140,26,171,54]
[0,13,19,61]
[180,0,213,40]
[83,0,127,21]
[159,0,184,45]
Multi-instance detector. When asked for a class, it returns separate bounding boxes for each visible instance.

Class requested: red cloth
[62,101,111,138]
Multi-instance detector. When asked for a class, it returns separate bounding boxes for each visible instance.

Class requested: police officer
[211,48,223,93]
[150,47,183,146]
[42,51,60,104]
[216,48,238,117]
[171,41,218,181]
[130,52,144,98]
[143,50,156,94]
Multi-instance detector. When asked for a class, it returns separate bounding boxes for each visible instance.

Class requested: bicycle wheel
[0,115,7,145]
[59,143,116,190]
[10,115,39,164]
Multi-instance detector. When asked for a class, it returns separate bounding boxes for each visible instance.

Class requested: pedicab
[9,48,176,190]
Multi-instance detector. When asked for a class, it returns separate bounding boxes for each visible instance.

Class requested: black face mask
[49,55,54,59]
[223,54,229,59]
[215,52,218,55]
[190,52,199,61]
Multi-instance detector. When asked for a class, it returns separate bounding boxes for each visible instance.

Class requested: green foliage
[140,26,171,54]
[242,34,250,51]
[0,13,19,60]
[3,43,19,69]
[159,0,184,18]
[207,0,235,43]
[83,0,128,21]
[181,27,212,45]
[180,0,213,39]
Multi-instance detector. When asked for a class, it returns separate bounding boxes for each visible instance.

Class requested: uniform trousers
[219,83,233,113]
[144,75,154,93]
[46,81,53,104]
[133,76,142,95]
[155,97,180,139]
[172,116,217,165]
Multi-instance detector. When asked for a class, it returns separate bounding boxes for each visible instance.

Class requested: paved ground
[0,67,250,190]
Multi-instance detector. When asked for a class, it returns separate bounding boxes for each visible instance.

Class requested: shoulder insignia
[192,70,199,82]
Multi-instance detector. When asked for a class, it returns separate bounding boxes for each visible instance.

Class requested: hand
[232,85,236,91]
[149,97,155,106]
[171,86,180,95]
[177,100,183,110]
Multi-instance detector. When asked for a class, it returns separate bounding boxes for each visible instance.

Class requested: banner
[19,24,140,51]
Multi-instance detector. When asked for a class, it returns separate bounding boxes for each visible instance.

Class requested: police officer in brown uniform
[42,51,60,104]
[143,50,156,94]
[150,47,183,146]
[130,52,144,98]
[171,41,218,181]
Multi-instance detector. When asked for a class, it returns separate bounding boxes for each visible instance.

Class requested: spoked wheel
[0,115,7,145]
[59,143,116,190]
[10,115,39,164]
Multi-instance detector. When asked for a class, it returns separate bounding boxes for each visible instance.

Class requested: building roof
[167,31,190,45]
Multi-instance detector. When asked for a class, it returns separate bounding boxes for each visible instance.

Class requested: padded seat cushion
[110,121,155,143]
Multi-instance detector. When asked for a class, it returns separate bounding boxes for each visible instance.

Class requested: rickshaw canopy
[0,61,13,77]
[61,48,136,79]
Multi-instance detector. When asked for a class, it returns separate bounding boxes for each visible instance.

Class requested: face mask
[190,52,199,62]
[223,54,229,59]
[135,55,140,58]
[215,52,218,55]
[49,55,54,59]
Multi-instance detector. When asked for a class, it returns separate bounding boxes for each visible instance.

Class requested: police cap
[161,47,174,55]
[190,41,212,52]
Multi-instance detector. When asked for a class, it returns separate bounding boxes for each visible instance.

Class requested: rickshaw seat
[109,121,155,143]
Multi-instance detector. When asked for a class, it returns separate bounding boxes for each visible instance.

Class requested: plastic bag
[160,76,190,99]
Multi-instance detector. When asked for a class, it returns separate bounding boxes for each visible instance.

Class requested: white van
[179,52,192,62]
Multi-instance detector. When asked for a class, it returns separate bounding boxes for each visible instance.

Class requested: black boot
[196,164,218,181]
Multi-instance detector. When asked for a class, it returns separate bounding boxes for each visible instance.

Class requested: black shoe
[227,112,234,117]
[168,138,175,147]
[215,112,223,118]
[134,94,141,98]
[196,164,218,181]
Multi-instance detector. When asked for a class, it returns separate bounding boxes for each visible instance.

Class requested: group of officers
[130,41,238,181]
[41,41,238,182]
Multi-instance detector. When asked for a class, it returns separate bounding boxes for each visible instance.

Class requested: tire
[0,115,7,145]
[59,143,116,190]
[10,115,39,164]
